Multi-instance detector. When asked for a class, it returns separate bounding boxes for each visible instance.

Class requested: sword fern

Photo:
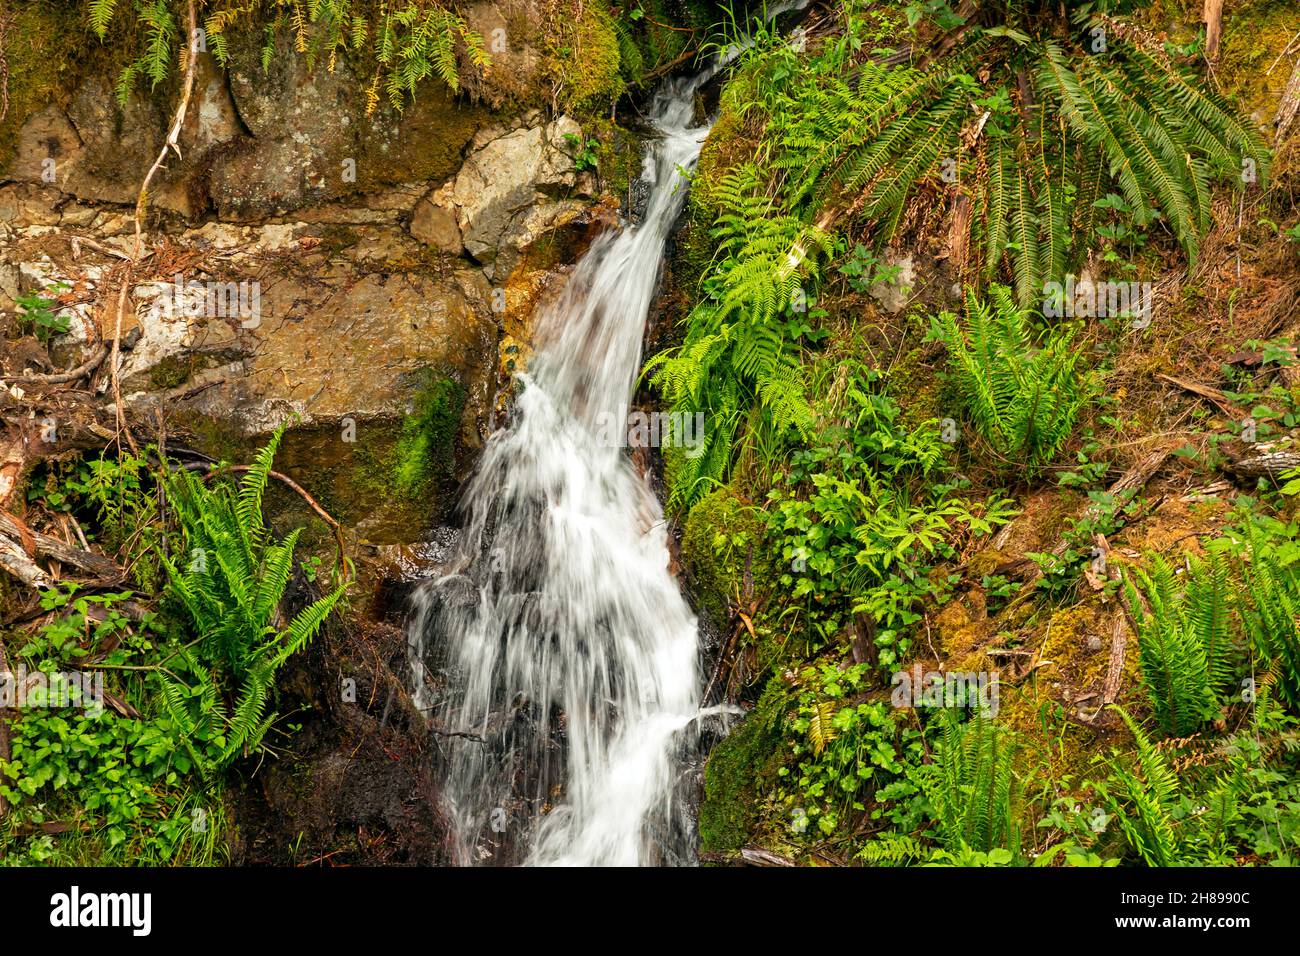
[160,425,347,773]
[927,285,1094,466]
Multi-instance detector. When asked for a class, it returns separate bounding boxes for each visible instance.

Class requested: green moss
[391,374,465,496]
[172,410,254,468]
[170,375,464,547]
[698,677,788,854]
[0,3,85,170]
[680,485,770,627]
[0,0,172,171]
[585,117,642,207]
[886,340,945,432]
[147,353,200,391]
[319,372,468,541]
[1211,0,1297,124]
[544,1,624,116]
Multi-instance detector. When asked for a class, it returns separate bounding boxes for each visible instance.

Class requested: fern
[928,285,1094,466]
[89,0,120,39]
[100,0,489,102]
[1104,707,1183,866]
[857,833,925,866]
[751,7,1268,305]
[1102,705,1242,865]
[1123,553,1230,736]
[1237,518,1300,709]
[648,164,826,508]
[160,424,347,773]
[914,710,1020,858]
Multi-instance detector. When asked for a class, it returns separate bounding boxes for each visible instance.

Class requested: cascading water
[407,73,718,867]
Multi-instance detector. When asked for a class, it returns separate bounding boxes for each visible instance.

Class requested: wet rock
[115,278,249,392]
[425,573,481,611]
[183,53,246,152]
[229,612,449,865]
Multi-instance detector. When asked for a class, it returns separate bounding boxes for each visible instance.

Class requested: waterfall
[407,72,718,867]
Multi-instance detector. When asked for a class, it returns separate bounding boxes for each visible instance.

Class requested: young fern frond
[857,833,926,866]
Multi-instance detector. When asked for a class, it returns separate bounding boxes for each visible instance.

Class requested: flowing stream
[408,71,717,866]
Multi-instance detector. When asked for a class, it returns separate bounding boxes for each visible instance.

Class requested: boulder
[209,31,488,220]
[448,114,588,278]
[410,196,464,255]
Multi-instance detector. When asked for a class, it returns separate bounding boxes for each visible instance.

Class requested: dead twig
[111,0,200,456]
[134,0,200,249]
[1156,373,1244,419]
[3,344,109,386]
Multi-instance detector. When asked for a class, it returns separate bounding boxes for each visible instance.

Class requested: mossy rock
[544,0,624,116]
[1213,0,1298,126]
[698,677,788,855]
[390,373,466,497]
[171,371,466,548]
[0,3,96,171]
[679,485,772,627]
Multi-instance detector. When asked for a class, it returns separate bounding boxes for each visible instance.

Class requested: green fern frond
[89,0,120,40]
[929,286,1093,466]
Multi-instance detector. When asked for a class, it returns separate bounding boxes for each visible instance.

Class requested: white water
[408,75,716,866]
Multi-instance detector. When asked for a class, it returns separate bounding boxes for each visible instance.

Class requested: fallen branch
[0,533,53,589]
[1277,48,1300,140]
[739,846,796,867]
[1222,447,1300,480]
[0,511,125,582]
[698,846,798,867]
[0,427,28,513]
[1156,373,1244,419]
[2,343,108,387]
[1078,614,1129,725]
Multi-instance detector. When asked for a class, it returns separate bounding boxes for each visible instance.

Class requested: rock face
[407,113,592,280]
[452,116,579,252]
[3,59,240,218]
[0,10,614,546]
[207,32,493,220]
[0,13,563,224]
